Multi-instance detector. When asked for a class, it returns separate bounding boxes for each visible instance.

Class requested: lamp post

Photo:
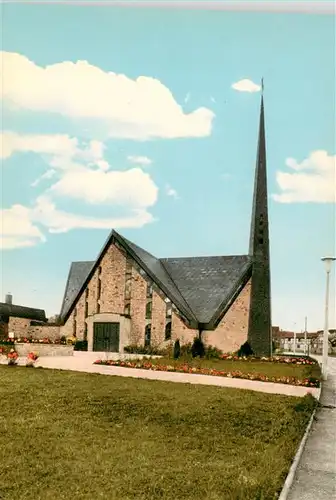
[321,257,336,380]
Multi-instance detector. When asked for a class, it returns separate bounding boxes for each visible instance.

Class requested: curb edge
[278,389,321,499]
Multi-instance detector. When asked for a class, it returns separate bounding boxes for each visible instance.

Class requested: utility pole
[304,316,308,355]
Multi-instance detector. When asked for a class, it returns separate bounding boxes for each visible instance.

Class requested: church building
[59,93,272,356]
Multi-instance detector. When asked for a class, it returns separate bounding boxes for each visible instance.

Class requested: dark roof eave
[0,303,47,322]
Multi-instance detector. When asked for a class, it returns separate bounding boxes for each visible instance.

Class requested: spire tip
[261,78,264,94]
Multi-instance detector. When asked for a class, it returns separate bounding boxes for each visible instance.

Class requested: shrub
[74,340,88,351]
[123,344,165,356]
[191,336,205,358]
[179,343,193,359]
[237,341,254,357]
[204,345,223,359]
[0,340,15,346]
[173,339,181,359]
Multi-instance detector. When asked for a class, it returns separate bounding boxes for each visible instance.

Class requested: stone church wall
[203,280,251,353]
[151,291,166,346]
[100,243,126,314]
[171,313,198,345]
[130,267,147,345]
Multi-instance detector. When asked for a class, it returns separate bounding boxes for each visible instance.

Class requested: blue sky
[1,1,335,331]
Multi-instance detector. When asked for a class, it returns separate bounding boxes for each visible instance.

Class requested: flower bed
[220,354,317,365]
[93,359,320,387]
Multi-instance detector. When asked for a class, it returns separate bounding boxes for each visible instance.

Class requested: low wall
[15,343,74,357]
[27,325,61,341]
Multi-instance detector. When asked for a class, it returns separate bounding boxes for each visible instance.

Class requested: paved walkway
[8,352,319,398]
[287,356,336,500]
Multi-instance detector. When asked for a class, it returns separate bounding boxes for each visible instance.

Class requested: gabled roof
[160,255,252,324]
[60,261,94,320]
[0,303,46,322]
[59,230,252,329]
[119,235,197,321]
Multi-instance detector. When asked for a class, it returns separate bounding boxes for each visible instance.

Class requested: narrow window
[84,323,88,341]
[97,302,100,314]
[165,321,172,341]
[85,301,88,318]
[145,324,151,346]
[98,266,102,276]
[166,299,172,319]
[146,282,153,298]
[146,301,152,319]
[97,279,101,300]
[125,278,132,300]
[73,319,77,337]
[85,288,89,299]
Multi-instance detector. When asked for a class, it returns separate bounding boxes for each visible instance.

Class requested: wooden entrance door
[93,322,120,352]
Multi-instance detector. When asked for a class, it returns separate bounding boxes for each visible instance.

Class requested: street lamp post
[321,257,336,380]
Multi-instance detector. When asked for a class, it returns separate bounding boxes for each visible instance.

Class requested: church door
[93,322,120,352]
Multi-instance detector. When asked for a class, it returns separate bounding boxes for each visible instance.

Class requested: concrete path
[11,353,319,398]
[287,356,336,500]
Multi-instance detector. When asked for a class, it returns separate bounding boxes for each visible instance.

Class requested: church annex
[59,94,272,356]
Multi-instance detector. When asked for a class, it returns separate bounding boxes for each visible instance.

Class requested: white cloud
[2,51,214,140]
[1,131,105,165]
[231,79,261,93]
[49,167,158,207]
[0,205,46,250]
[273,150,336,203]
[127,155,152,166]
[0,198,154,249]
[1,130,160,249]
[166,184,178,199]
[31,196,155,234]
[31,169,56,187]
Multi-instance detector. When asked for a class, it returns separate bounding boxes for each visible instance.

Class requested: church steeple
[247,80,272,356]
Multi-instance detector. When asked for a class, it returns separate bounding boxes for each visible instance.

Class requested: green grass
[141,356,321,381]
[0,366,317,500]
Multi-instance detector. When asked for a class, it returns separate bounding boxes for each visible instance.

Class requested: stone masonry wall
[151,291,166,346]
[15,343,73,357]
[27,325,60,341]
[171,313,198,345]
[100,243,126,314]
[130,267,147,345]
[8,317,31,337]
[203,280,251,353]
[60,242,127,339]
[87,268,99,316]
[75,293,86,340]
[60,310,74,339]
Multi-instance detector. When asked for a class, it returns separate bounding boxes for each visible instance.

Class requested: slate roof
[120,236,197,321]
[160,255,252,324]
[0,303,47,322]
[59,231,252,328]
[59,261,94,319]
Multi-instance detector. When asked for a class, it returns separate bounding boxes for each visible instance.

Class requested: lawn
[96,356,321,387]
[0,366,317,500]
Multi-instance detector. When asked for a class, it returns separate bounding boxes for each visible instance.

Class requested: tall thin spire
[247,82,272,356]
